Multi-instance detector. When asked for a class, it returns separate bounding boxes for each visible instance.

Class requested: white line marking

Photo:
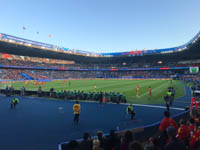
[139,82,168,97]
[121,103,185,111]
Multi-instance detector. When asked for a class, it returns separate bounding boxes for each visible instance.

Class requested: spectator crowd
[62,109,200,150]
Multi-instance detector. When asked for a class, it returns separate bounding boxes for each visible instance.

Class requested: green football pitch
[1,79,185,104]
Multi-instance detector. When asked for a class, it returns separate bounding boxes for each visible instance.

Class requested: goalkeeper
[126,104,136,120]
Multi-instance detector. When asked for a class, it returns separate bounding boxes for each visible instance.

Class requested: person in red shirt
[148,86,152,97]
[190,124,200,150]
[159,111,178,150]
[177,119,190,146]
[190,96,198,110]
[159,111,178,132]
[188,118,196,137]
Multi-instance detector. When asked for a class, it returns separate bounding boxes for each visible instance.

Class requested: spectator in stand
[190,122,200,150]
[105,129,120,150]
[159,111,177,150]
[93,139,101,150]
[146,137,160,150]
[79,132,93,150]
[190,109,200,129]
[164,126,186,150]
[188,118,196,136]
[62,140,79,150]
[97,131,106,150]
[176,119,190,147]
[194,112,200,125]
[120,130,134,150]
[129,141,144,150]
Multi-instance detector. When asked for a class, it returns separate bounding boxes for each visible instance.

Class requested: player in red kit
[149,86,152,97]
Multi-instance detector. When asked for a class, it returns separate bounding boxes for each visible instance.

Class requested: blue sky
[0,0,200,53]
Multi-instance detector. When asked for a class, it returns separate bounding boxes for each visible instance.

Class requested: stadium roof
[0,30,200,57]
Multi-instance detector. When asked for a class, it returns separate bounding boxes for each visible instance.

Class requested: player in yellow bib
[94,84,97,91]
[11,97,19,109]
[136,85,139,96]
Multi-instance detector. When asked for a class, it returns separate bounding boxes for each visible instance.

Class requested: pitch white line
[121,103,185,111]
[139,81,168,97]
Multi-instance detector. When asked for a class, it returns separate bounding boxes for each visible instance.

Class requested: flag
[3,53,11,58]
[190,67,199,73]
[23,26,26,30]
[48,34,52,38]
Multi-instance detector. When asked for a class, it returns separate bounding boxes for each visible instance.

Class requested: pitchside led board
[190,67,199,73]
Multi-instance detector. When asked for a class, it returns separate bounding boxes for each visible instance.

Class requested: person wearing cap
[73,101,81,124]
[165,126,186,150]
